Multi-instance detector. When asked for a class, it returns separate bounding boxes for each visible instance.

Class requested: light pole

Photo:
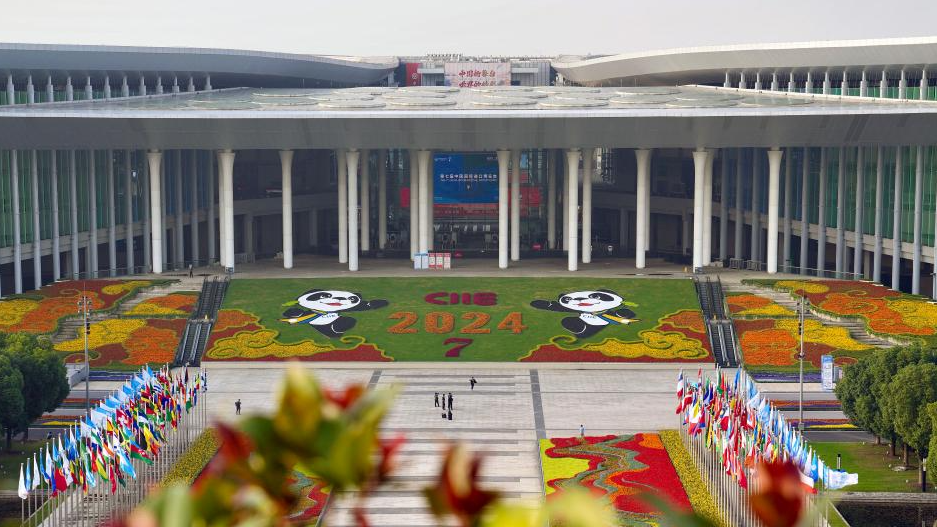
[798,285,806,432]
[78,291,92,418]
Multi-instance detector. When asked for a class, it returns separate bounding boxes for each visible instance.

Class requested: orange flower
[740,329,797,366]
[121,325,180,365]
[661,310,706,333]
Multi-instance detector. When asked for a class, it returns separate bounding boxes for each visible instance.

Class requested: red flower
[378,434,406,481]
[425,445,500,527]
[324,385,365,410]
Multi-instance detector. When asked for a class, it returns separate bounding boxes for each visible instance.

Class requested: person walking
[235,399,242,415]
[434,392,439,407]
[442,396,447,411]
[470,377,477,390]
[447,408,453,421]
[188,264,194,277]
[448,392,453,410]
[579,424,585,438]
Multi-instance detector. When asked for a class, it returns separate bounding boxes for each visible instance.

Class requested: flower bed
[726,292,796,318]
[0,279,165,335]
[540,433,691,524]
[161,429,220,487]
[659,430,724,527]
[735,317,876,374]
[125,293,198,317]
[203,277,711,363]
[55,318,187,369]
[746,279,937,344]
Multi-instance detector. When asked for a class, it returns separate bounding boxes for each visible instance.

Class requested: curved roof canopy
[0,43,398,87]
[552,37,937,86]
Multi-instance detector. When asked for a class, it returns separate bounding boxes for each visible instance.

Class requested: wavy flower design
[55,317,185,368]
[735,317,875,370]
[541,433,690,525]
[727,293,796,317]
[125,293,197,317]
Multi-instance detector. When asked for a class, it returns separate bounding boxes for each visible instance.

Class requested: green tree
[926,402,937,480]
[0,333,70,450]
[884,362,937,490]
[0,354,25,451]
[871,345,931,459]
[837,355,879,441]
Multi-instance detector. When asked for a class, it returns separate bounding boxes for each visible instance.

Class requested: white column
[497,150,510,269]
[873,146,884,282]
[782,148,793,270]
[216,151,227,268]
[337,149,348,264]
[360,149,370,252]
[547,151,556,250]
[892,147,903,290]
[920,70,928,101]
[51,151,60,280]
[65,76,74,101]
[138,76,147,97]
[720,152,729,262]
[899,71,907,99]
[207,152,216,264]
[204,75,212,91]
[581,148,594,264]
[346,149,360,272]
[750,151,761,263]
[280,149,294,269]
[89,151,98,276]
[189,151,199,266]
[84,77,93,100]
[187,77,195,92]
[635,149,651,269]
[147,151,164,274]
[702,149,714,265]
[26,76,34,104]
[860,71,869,97]
[103,75,111,99]
[408,149,419,259]
[912,146,924,294]
[46,76,54,103]
[5,74,15,105]
[836,148,846,275]
[800,148,810,274]
[562,151,568,251]
[426,151,434,250]
[692,148,707,270]
[378,150,387,250]
[30,151,41,289]
[510,149,521,262]
[69,150,79,277]
[880,71,888,97]
[107,150,117,276]
[818,148,828,274]
[218,149,236,270]
[172,76,180,94]
[156,76,163,95]
[120,76,129,98]
[735,149,744,259]
[418,149,431,254]
[766,148,783,274]
[123,150,133,274]
[822,72,831,95]
[566,148,580,271]
[854,147,865,277]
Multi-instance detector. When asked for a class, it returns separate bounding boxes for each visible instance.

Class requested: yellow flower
[54,319,146,352]
[581,330,710,360]
[101,280,152,296]
[775,280,829,294]
[206,329,336,359]
[0,299,40,327]
[659,430,725,527]
[889,299,937,330]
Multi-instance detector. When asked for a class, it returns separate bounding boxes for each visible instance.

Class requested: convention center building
[1,38,937,295]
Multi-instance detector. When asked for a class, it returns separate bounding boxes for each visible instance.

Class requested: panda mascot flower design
[281,289,389,339]
[530,290,637,339]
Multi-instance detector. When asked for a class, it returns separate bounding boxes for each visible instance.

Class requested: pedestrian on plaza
[447,408,453,421]
[448,392,453,410]
[188,264,194,278]
[235,399,242,415]
[442,396,447,411]
[470,377,477,390]
[579,424,585,438]
[434,392,439,407]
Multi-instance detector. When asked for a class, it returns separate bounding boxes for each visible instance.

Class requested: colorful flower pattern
[735,318,873,370]
[541,433,691,525]
[125,293,197,317]
[726,293,796,317]
[55,318,186,368]
[0,279,157,334]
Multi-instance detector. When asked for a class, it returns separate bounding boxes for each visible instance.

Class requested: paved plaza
[197,362,704,526]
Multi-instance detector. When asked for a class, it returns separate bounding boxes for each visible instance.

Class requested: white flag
[17,464,27,500]
[826,470,859,490]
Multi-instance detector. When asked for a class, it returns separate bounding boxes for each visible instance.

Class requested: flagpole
[799,285,805,432]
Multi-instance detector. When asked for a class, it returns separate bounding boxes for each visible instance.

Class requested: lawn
[0,440,45,491]
[204,277,712,362]
[812,441,921,493]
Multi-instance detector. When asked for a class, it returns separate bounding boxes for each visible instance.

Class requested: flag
[17,464,27,500]
[826,470,859,490]
[23,458,32,492]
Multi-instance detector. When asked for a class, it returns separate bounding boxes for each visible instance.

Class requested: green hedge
[160,428,220,487]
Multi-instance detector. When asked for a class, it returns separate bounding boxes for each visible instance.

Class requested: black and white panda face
[558,290,623,313]
[297,290,362,312]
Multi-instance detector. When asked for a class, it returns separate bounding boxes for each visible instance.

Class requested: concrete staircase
[51,278,203,344]
[724,282,896,348]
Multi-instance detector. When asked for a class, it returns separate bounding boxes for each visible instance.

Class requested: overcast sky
[2,0,936,57]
